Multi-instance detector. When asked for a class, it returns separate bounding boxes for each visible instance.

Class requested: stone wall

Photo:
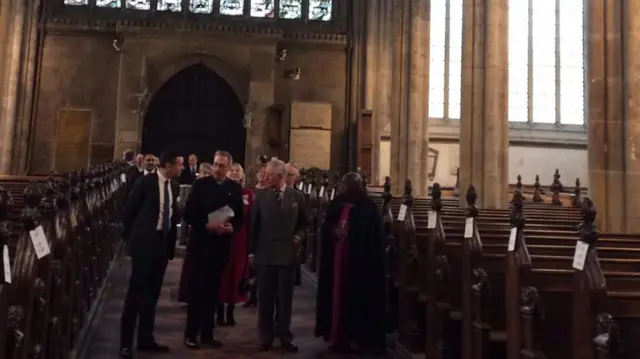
[30,30,347,173]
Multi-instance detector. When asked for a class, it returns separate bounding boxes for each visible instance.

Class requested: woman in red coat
[216,163,253,325]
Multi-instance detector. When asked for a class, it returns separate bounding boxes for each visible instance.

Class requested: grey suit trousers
[256,264,296,344]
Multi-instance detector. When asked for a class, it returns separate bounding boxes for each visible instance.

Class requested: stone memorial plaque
[289,129,331,169]
[55,109,91,172]
[290,101,332,129]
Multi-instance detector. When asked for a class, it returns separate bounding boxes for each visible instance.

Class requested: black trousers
[120,233,169,348]
[184,238,231,340]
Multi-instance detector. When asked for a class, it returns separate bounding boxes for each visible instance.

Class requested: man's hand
[206,220,225,234]
[221,222,233,234]
[293,236,302,255]
[248,254,255,268]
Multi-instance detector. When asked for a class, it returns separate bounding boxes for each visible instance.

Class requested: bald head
[340,172,364,198]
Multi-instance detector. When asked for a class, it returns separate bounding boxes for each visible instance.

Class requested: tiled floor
[83,255,359,359]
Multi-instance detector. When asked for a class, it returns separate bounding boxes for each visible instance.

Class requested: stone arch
[148,53,250,105]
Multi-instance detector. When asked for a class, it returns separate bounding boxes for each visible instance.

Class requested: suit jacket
[182,176,244,241]
[249,186,309,266]
[124,166,143,196]
[121,173,180,259]
[179,167,198,185]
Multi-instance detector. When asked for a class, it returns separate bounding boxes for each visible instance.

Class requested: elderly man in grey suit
[248,158,308,353]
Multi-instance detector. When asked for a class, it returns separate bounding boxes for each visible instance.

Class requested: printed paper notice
[2,245,10,283]
[464,218,474,239]
[330,188,336,200]
[120,173,127,183]
[398,204,408,221]
[508,227,517,251]
[572,241,589,270]
[319,186,325,198]
[427,210,437,229]
[208,206,235,224]
[29,225,51,259]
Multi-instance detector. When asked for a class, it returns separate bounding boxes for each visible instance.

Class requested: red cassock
[217,187,253,303]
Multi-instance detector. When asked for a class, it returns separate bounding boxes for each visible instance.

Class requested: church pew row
[380,180,640,359]
[0,162,128,359]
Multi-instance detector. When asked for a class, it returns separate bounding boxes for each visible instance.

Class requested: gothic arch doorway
[141,62,246,166]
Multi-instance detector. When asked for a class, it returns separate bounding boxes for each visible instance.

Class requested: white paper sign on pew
[398,204,408,221]
[572,240,590,270]
[3,245,10,284]
[120,173,127,183]
[29,225,51,259]
[330,188,336,200]
[319,186,325,198]
[508,227,518,251]
[464,218,474,239]
[427,210,437,229]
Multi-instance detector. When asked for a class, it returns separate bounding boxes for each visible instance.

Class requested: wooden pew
[0,161,128,359]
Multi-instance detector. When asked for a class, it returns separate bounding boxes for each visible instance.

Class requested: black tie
[274,189,283,202]
[162,180,170,235]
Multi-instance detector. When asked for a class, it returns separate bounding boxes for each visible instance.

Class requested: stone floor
[82,255,361,359]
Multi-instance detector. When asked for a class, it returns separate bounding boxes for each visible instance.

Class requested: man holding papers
[181,150,244,349]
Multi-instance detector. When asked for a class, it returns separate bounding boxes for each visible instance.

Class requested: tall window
[508,0,585,125]
[428,0,463,120]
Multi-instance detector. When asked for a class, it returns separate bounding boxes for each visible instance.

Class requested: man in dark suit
[124,154,145,195]
[179,154,199,185]
[249,158,308,353]
[119,150,184,358]
[182,150,244,349]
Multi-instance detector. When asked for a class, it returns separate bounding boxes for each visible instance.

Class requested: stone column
[363,0,379,183]
[588,0,640,233]
[458,0,509,209]
[0,0,26,173]
[389,0,430,196]
[376,0,393,184]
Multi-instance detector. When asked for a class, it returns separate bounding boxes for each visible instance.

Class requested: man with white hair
[248,158,308,352]
[284,162,300,188]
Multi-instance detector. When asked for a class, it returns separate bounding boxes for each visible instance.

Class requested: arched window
[428,0,463,120]
[508,0,585,125]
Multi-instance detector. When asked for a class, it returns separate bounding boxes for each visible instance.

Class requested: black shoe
[201,338,223,348]
[184,337,199,349]
[258,342,273,351]
[226,306,236,326]
[119,347,134,359]
[137,342,170,353]
[242,301,257,308]
[280,342,299,353]
[216,306,226,326]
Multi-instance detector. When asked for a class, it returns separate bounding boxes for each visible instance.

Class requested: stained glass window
[158,0,182,12]
[308,0,332,21]
[428,0,463,120]
[250,0,275,17]
[64,0,88,5]
[189,0,214,13]
[126,0,151,10]
[220,0,244,16]
[96,0,121,7]
[279,0,302,19]
[507,0,528,122]
[559,0,584,125]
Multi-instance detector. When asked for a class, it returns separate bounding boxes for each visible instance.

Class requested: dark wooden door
[142,62,246,166]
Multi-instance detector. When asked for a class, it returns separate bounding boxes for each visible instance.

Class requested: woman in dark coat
[314,172,386,355]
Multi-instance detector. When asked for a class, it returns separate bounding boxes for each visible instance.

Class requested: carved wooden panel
[357,109,373,175]
[55,109,91,172]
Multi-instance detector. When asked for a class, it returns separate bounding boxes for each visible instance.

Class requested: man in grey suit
[248,158,308,353]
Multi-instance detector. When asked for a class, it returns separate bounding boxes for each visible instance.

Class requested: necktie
[274,189,282,202]
[162,180,170,235]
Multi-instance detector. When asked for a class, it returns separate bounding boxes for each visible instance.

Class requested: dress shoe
[280,342,299,353]
[184,337,200,349]
[258,342,273,351]
[201,338,223,348]
[137,342,170,353]
[242,302,257,308]
[119,347,134,359]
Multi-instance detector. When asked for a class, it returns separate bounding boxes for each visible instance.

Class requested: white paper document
[208,205,235,224]
[2,245,10,284]
[464,218,474,239]
[572,240,589,270]
[29,225,51,259]
[397,204,408,221]
[508,227,517,251]
[427,210,437,229]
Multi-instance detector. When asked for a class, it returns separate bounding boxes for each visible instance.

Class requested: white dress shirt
[156,171,173,231]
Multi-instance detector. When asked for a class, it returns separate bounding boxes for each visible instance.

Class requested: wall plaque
[289,129,331,170]
[55,109,91,172]
[290,101,332,129]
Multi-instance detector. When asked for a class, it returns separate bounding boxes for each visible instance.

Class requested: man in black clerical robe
[314,172,386,355]
[181,150,244,349]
